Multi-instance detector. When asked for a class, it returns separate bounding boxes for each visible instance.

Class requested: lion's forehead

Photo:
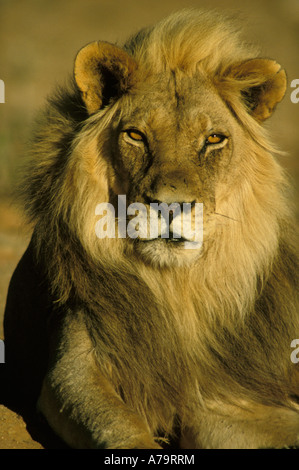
[122,72,235,136]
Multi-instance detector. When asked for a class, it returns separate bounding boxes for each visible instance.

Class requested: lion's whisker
[214,212,239,222]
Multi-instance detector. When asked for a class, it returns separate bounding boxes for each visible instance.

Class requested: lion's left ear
[74,41,137,114]
[226,59,287,122]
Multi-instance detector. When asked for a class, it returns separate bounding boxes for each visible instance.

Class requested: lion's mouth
[134,231,198,251]
[137,237,187,245]
[104,195,204,249]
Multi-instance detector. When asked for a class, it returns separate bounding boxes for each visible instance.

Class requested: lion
[2,9,299,449]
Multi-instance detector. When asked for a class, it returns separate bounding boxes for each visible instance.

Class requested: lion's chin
[133,238,202,267]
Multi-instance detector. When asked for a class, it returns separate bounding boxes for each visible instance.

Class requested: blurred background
[0,0,298,336]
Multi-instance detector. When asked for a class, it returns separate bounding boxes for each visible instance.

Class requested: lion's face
[73,41,286,267]
[106,71,240,266]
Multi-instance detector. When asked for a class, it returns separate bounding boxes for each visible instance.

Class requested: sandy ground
[0,405,43,449]
[0,0,298,449]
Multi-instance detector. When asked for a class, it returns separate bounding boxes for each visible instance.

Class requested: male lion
[3,9,299,449]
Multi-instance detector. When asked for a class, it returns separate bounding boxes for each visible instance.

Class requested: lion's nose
[146,171,199,205]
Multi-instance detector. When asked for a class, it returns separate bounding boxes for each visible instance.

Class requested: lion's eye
[206,134,226,145]
[126,130,144,142]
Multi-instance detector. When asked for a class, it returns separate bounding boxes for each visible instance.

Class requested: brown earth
[0,0,298,449]
[0,405,43,449]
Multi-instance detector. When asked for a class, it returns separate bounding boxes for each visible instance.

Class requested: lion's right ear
[74,41,137,114]
[223,58,287,122]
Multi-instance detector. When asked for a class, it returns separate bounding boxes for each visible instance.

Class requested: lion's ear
[228,59,287,122]
[74,41,137,114]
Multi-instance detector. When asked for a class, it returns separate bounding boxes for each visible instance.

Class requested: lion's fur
[5,9,299,448]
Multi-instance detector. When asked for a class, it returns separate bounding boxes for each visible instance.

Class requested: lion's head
[72,10,286,268]
[21,9,289,300]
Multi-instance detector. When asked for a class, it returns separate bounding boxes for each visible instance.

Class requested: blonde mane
[125,10,254,73]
